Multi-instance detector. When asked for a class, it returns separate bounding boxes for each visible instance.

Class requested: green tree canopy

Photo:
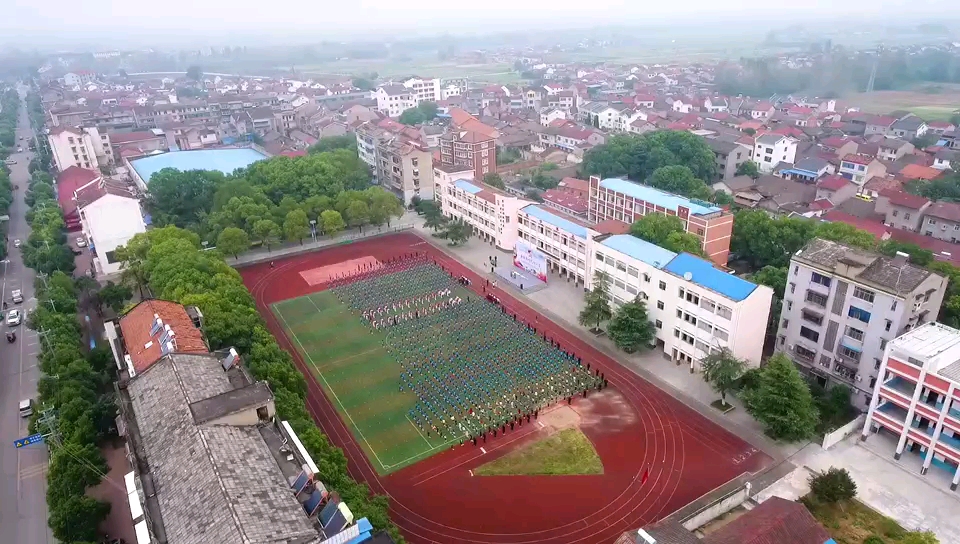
[398,102,439,125]
[320,209,346,235]
[808,467,857,504]
[735,160,760,179]
[630,213,705,256]
[742,353,819,441]
[700,349,747,406]
[309,133,357,154]
[579,271,613,332]
[607,297,655,353]
[217,226,251,258]
[582,130,717,183]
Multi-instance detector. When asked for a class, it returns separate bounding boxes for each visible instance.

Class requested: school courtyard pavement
[418,230,960,543]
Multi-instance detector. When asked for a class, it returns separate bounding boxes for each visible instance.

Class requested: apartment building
[706,138,752,182]
[586,235,772,367]
[861,322,960,491]
[517,205,591,285]
[438,129,497,181]
[875,190,931,232]
[587,176,734,266]
[401,77,442,102]
[375,85,417,117]
[48,125,112,172]
[776,239,947,408]
[374,139,433,205]
[753,134,798,173]
[433,167,529,250]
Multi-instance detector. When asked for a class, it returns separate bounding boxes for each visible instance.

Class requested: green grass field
[474,428,603,476]
[273,291,461,475]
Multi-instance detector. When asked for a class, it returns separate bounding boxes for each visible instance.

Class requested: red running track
[239,232,773,544]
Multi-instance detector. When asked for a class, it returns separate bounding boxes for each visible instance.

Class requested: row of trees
[116,227,405,542]
[578,272,656,353]
[144,150,404,256]
[0,162,12,260]
[630,214,706,256]
[0,89,19,150]
[21,152,120,540]
[26,91,52,172]
[416,200,473,246]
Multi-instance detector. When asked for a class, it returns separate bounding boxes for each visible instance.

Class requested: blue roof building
[664,253,758,302]
[521,205,589,239]
[597,178,722,216]
[599,235,678,270]
[129,148,269,189]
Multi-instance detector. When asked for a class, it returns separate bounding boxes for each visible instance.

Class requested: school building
[862,322,960,491]
[587,176,734,266]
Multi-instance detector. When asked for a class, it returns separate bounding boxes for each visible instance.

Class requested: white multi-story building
[402,77,442,102]
[586,235,773,367]
[48,125,112,172]
[861,322,960,491]
[75,180,147,276]
[517,205,591,286]
[374,85,417,118]
[433,165,531,250]
[777,239,947,408]
[753,134,797,173]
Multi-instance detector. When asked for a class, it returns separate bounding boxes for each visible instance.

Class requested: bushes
[119,226,405,542]
[809,467,858,504]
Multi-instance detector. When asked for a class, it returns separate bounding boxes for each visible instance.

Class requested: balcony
[920,425,960,456]
[882,376,917,402]
[877,401,909,425]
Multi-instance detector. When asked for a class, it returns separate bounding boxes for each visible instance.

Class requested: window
[714,328,729,341]
[782,318,790,329]
[905,212,912,220]
[846,326,864,341]
[891,300,898,311]
[657,300,664,310]
[892,210,899,217]
[880,338,887,350]
[795,344,816,360]
[595,252,604,261]
[884,319,892,332]
[700,298,716,312]
[838,345,861,361]
[790,282,796,294]
[643,273,650,283]
[794,265,798,275]
[655,320,662,329]
[659,281,666,290]
[852,286,875,303]
[811,272,832,287]
[801,310,823,326]
[628,266,639,277]
[848,306,872,323]
[676,309,683,318]
[800,326,820,342]
[716,305,732,320]
[616,260,627,272]
[805,290,828,307]
[626,285,638,295]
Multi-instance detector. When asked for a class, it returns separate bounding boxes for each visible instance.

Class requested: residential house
[538,124,604,152]
[579,102,621,130]
[74,178,147,276]
[776,238,947,408]
[56,166,102,231]
[820,136,859,157]
[706,138,751,182]
[375,85,416,118]
[439,129,497,181]
[749,101,775,119]
[891,115,928,140]
[48,125,105,172]
[375,139,434,205]
[781,157,833,183]
[922,202,960,242]
[539,108,566,126]
[702,97,728,113]
[815,175,858,206]
[863,115,898,136]
[753,134,798,173]
[876,138,915,162]
[933,149,959,171]
[876,190,931,232]
[839,154,887,186]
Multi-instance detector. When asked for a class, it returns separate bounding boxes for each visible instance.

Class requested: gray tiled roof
[129,353,316,544]
[795,238,934,295]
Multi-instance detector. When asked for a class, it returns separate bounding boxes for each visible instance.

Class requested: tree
[581,130,717,183]
[185,65,202,81]
[344,200,370,228]
[815,221,876,250]
[808,467,857,504]
[283,209,310,244]
[700,349,747,407]
[47,494,110,542]
[398,102,439,126]
[525,189,544,202]
[96,281,133,314]
[308,134,357,154]
[217,226,250,258]
[735,160,761,179]
[352,77,373,90]
[320,209,345,235]
[878,240,934,266]
[146,169,224,228]
[483,172,505,189]
[630,213,705,256]
[579,271,613,332]
[424,206,448,231]
[440,218,472,246]
[752,265,788,297]
[607,297,655,353]
[648,165,712,200]
[252,219,280,250]
[741,353,819,441]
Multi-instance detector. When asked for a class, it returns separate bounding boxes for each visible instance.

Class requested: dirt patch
[572,389,640,434]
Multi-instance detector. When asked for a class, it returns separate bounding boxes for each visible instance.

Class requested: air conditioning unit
[856,374,863,382]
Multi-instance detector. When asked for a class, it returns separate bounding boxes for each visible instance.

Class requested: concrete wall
[680,484,752,531]
[822,414,866,449]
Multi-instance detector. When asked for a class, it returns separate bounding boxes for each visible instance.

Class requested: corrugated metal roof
[599,178,722,216]
[454,179,483,194]
[521,205,588,239]
[599,235,677,270]
[664,253,758,302]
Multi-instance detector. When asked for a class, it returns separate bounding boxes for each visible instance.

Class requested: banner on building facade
[514,239,548,282]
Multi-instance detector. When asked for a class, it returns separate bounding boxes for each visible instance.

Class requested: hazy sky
[3,0,958,45]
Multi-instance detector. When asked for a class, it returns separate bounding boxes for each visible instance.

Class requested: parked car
[10,289,22,304]
[6,309,21,326]
[13,239,20,248]
[3,159,14,165]
[76,237,87,248]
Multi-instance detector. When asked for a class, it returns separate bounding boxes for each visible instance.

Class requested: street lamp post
[309,220,317,243]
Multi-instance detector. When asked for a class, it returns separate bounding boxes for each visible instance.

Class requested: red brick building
[588,175,734,266]
[439,130,496,181]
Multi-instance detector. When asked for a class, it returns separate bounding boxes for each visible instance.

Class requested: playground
[241,232,774,544]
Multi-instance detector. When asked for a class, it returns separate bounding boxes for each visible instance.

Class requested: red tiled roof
[703,497,832,544]
[541,189,587,214]
[821,211,891,240]
[810,199,834,211]
[109,131,161,144]
[817,175,850,191]
[879,189,929,210]
[557,177,589,196]
[841,154,874,166]
[898,164,942,181]
[280,150,307,158]
[119,299,208,374]
[56,166,101,219]
[925,201,960,223]
[889,228,960,266]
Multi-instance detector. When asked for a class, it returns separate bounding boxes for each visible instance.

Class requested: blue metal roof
[779,168,816,177]
[130,148,268,183]
[522,205,588,239]
[454,179,483,194]
[599,178,722,216]
[664,253,758,302]
[599,235,677,269]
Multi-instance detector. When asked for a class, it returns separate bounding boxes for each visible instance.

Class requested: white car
[3,159,14,165]
[6,309,21,326]
[10,289,22,304]
[76,237,87,248]
[13,239,20,248]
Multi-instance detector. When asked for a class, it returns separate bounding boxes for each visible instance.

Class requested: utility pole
[37,407,61,449]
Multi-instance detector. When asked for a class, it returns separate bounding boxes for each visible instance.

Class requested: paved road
[0,85,52,544]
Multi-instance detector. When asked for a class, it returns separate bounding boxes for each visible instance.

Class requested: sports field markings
[406,413,433,447]
[481,447,487,454]
[276,301,388,472]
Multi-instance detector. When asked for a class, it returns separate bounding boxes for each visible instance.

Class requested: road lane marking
[19,463,48,479]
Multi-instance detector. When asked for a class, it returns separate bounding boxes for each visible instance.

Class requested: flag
[641,468,649,485]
